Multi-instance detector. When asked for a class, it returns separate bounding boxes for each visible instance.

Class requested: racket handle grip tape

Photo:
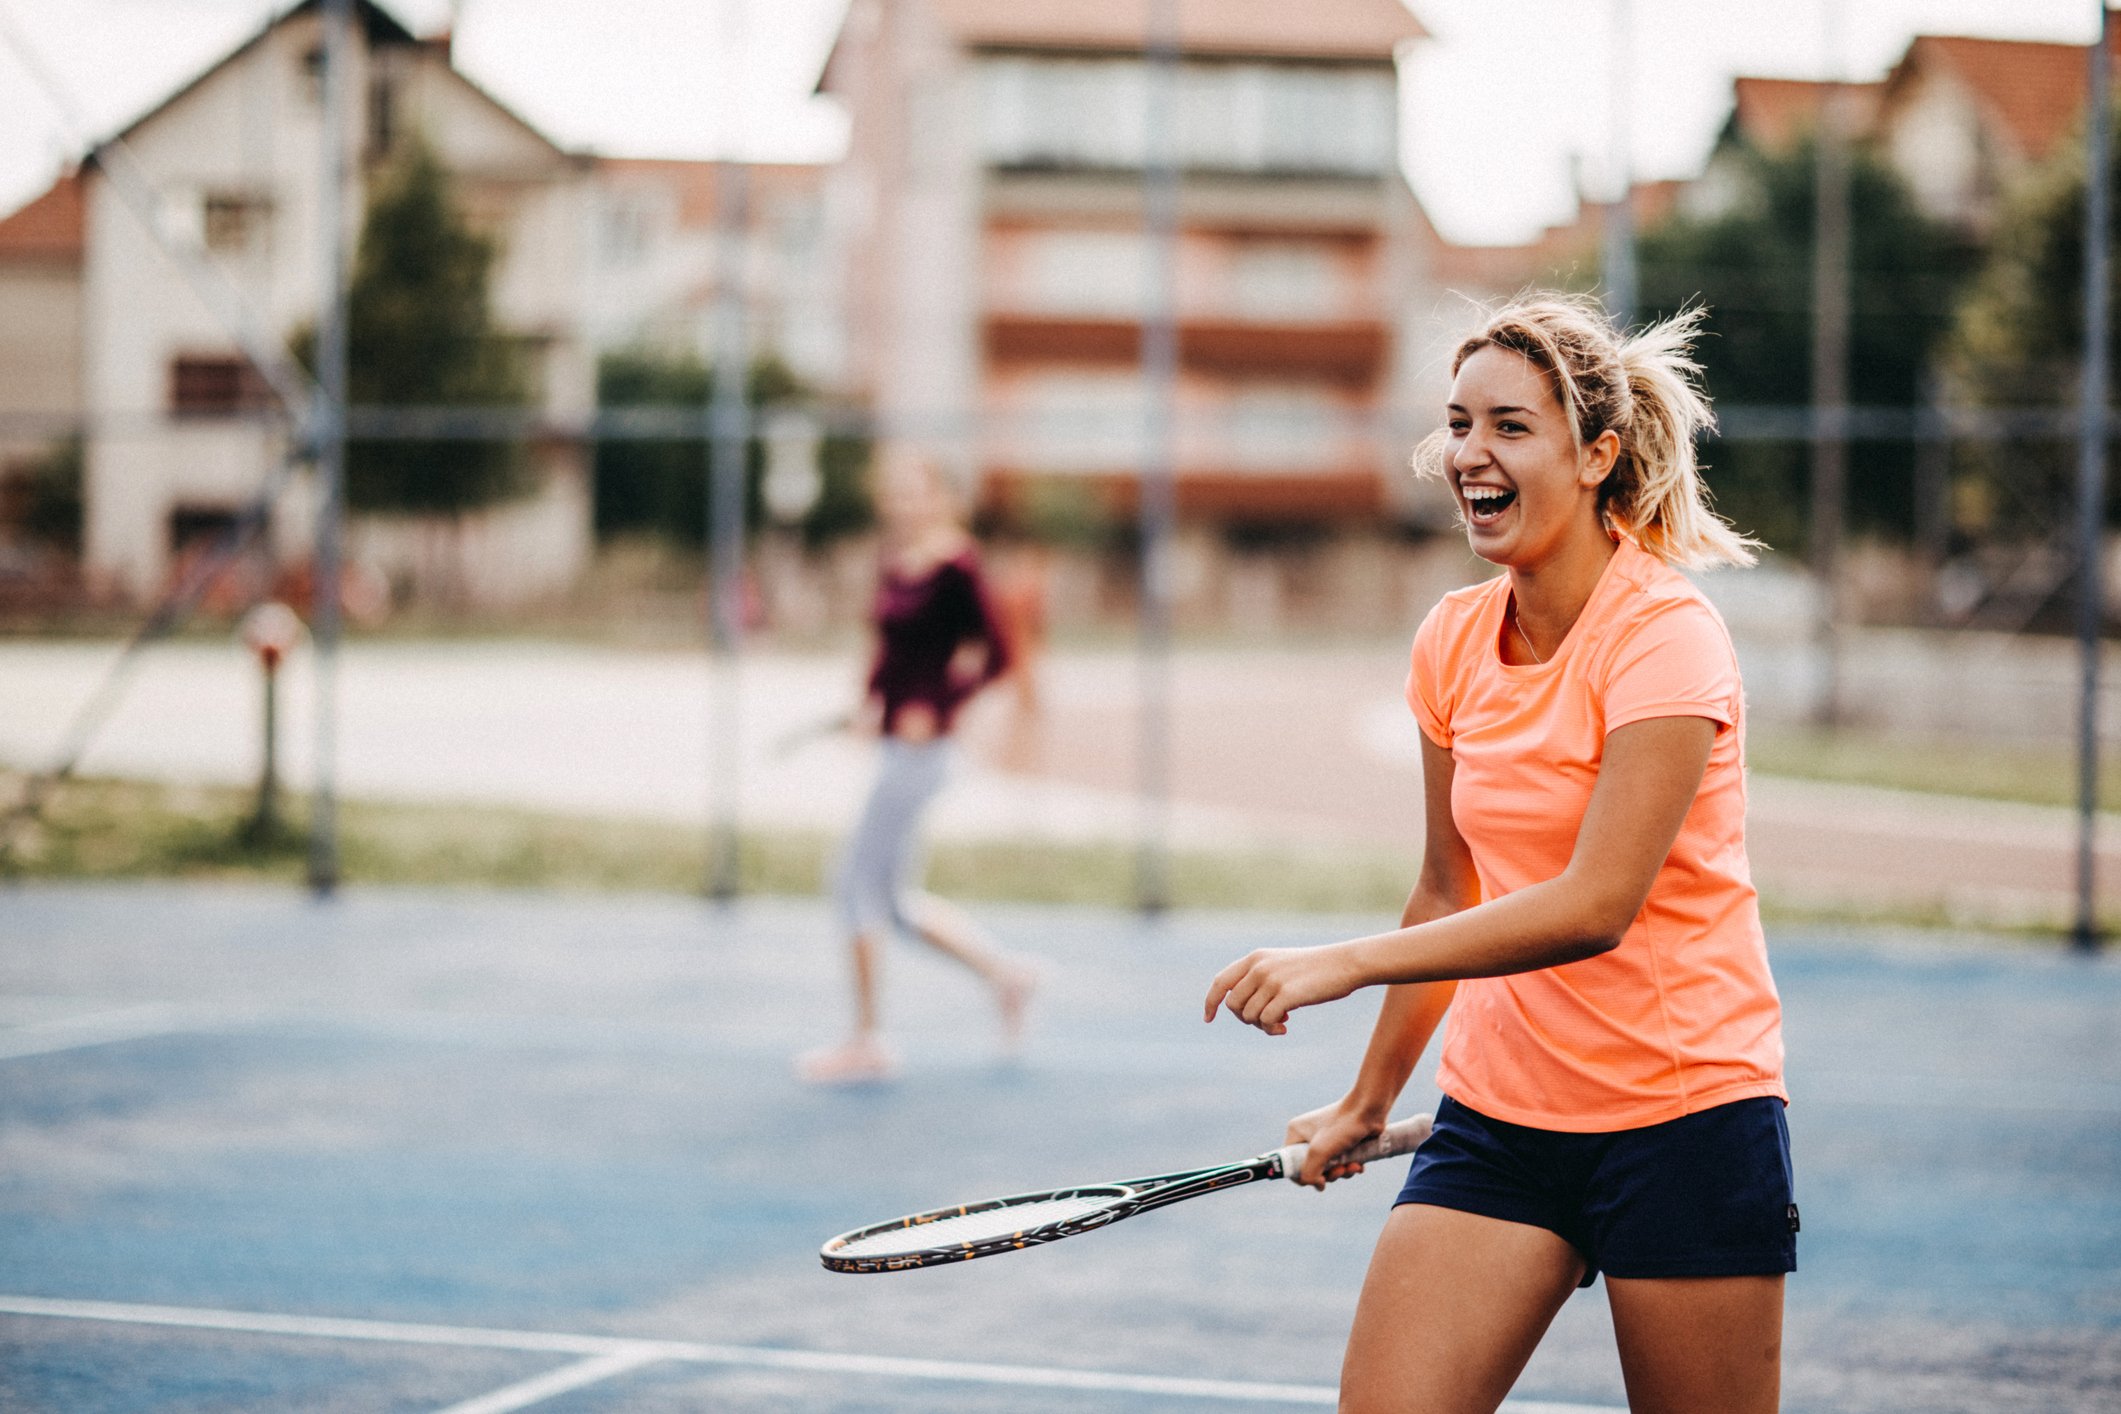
[1272,1112,1434,1183]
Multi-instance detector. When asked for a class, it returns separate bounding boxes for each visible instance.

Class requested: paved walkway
[0,639,2113,925]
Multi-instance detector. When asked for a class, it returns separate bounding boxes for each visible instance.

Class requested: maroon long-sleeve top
[866,549,1013,736]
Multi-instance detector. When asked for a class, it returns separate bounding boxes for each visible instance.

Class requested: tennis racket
[820,1113,1432,1274]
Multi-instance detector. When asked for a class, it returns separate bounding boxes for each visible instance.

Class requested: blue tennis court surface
[3,884,2118,1412]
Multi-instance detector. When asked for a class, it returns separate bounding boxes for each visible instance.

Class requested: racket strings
[830,1194,1117,1258]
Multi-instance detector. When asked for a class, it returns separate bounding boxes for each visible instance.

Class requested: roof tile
[0,173,83,261]
[1900,32,2121,162]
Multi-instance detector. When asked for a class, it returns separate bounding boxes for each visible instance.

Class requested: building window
[1023,230,1147,317]
[980,58,1146,170]
[1260,68,1396,174]
[598,193,658,268]
[202,193,270,254]
[169,355,275,417]
[1223,386,1342,470]
[980,57,1395,176]
[1227,243,1339,320]
[169,505,240,557]
[1009,372,1147,472]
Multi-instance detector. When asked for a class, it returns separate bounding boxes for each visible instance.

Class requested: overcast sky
[0,0,2106,246]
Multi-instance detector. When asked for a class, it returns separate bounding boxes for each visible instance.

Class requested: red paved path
[976,650,2121,929]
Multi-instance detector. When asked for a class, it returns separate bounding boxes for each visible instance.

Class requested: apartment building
[818,0,1446,527]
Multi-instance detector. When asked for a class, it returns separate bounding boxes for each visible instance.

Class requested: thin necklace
[1511,608,1547,664]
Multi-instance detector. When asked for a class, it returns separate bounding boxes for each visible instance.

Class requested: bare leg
[796,930,898,1084]
[905,891,1039,1048]
[850,929,882,1035]
[1606,1275,1783,1414]
[1341,1204,1586,1414]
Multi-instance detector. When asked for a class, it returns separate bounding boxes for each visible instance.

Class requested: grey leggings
[834,737,953,937]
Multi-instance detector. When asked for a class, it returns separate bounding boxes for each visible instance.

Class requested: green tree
[1635,138,1979,555]
[325,136,533,515]
[593,349,869,548]
[13,435,82,552]
[1948,110,2121,539]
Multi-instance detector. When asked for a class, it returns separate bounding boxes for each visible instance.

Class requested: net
[831,1194,1117,1258]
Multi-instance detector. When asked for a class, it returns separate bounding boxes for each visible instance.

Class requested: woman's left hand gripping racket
[820,1113,1433,1273]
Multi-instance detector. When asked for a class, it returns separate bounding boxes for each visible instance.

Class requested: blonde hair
[1414,294,1760,569]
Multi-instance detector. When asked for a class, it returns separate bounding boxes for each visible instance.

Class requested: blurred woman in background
[797,448,1038,1085]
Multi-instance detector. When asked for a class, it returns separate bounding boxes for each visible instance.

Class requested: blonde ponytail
[1415,294,1761,570]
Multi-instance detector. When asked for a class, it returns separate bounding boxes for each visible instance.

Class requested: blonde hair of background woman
[1414,294,1763,570]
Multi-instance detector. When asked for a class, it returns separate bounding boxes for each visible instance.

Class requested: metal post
[1808,12,1853,728]
[1914,374,1951,627]
[706,0,751,901]
[1601,0,1636,326]
[307,0,353,896]
[1136,0,1181,916]
[2075,4,2112,952]
[253,658,281,840]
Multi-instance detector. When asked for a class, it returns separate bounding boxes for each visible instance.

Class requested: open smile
[1462,485,1517,526]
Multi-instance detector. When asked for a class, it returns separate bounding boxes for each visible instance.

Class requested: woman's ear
[1579,428,1622,489]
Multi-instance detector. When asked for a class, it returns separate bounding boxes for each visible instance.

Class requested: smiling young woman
[1203,296,1790,1414]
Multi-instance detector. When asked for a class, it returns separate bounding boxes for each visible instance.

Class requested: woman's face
[1444,345,1615,571]
[876,455,954,538]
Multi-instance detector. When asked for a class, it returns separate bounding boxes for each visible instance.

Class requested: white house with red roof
[1704,31,2121,237]
[0,0,841,607]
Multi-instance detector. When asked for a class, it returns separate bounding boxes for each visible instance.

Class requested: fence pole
[1809,8,1852,728]
[706,0,751,902]
[2074,4,2112,952]
[306,0,352,897]
[1601,0,1636,326]
[1136,0,1181,916]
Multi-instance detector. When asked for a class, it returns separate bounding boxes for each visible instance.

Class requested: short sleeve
[1600,595,1740,735]
[1405,602,1454,748]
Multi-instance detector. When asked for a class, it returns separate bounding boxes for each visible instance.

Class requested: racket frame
[819,1157,1279,1273]
[819,1113,1432,1274]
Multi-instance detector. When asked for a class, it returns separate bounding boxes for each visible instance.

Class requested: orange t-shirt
[1407,537,1786,1132]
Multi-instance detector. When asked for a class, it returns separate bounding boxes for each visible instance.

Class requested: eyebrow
[1446,403,1538,418]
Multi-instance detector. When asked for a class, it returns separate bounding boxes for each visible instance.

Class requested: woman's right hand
[1285,1097,1391,1191]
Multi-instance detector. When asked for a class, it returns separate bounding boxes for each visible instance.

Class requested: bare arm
[1283,735,1473,1185]
[1207,715,1717,1037]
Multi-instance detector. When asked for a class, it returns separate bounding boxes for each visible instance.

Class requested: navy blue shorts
[1395,1095,1797,1285]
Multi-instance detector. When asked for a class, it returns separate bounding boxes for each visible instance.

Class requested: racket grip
[1275,1112,1434,1183]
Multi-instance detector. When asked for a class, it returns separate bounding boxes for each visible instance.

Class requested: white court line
[0,1003,185,1061]
[432,1345,668,1414]
[0,1294,1619,1411]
